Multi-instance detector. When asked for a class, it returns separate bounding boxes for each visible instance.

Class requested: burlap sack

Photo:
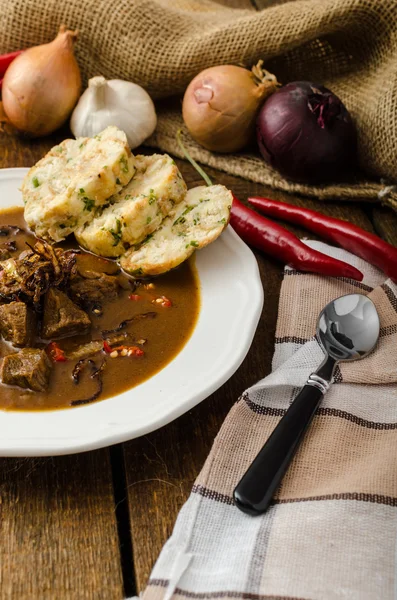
[0,0,396,211]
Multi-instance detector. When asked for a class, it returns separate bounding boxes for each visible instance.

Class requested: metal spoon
[234,293,380,516]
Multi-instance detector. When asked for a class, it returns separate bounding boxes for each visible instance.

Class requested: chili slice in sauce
[47,342,67,362]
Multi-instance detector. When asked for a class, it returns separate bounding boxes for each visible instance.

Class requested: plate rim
[0,167,264,456]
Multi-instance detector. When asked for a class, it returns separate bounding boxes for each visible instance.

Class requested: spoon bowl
[318,294,380,362]
[234,293,380,516]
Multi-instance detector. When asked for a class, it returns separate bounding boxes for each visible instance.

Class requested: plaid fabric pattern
[141,241,397,600]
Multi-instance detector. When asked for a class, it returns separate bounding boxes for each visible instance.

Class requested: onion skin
[183,63,278,153]
[257,81,357,183]
[2,25,81,137]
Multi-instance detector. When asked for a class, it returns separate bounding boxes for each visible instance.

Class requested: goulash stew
[0,208,200,410]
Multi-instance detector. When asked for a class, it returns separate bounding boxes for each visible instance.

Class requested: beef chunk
[0,241,17,260]
[0,301,36,346]
[70,271,120,303]
[1,348,52,391]
[42,288,91,339]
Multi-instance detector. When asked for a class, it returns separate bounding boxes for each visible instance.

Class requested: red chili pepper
[0,50,23,78]
[248,196,397,282]
[103,340,113,354]
[47,342,67,363]
[127,346,144,356]
[230,196,363,281]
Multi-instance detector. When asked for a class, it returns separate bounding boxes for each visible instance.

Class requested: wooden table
[0,122,396,598]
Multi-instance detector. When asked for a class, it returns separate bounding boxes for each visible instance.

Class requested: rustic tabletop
[1,119,396,598]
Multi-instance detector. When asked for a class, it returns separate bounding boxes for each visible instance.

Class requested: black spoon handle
[233,384,324,516]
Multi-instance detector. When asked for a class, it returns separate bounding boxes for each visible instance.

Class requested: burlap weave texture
[0,0,396,209]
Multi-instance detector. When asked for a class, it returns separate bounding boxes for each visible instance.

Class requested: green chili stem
[176,129,212,187]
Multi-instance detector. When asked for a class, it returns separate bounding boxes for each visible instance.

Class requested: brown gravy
[0,207,200,411]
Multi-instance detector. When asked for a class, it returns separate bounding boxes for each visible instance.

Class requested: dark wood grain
[123,255,281,591]
[0,128,125,600]
[0,452,124,599]
[123,159,392,592]
[0,103,396,598]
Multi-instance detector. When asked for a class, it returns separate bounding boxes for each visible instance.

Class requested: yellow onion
[182,61,279,153]
[2,25,81,137]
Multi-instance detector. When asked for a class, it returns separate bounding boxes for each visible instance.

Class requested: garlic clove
[71,76,157,149]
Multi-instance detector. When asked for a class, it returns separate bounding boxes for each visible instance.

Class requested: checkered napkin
[141,241,397,600]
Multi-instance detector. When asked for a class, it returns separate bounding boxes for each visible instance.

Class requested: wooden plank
[124,254,281,592]
[2,103,392,595]
[124,159,377,592]
[0,128,125,599]
[0,452,124,599]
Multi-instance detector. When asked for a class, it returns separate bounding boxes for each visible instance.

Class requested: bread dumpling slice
[22,126,135,242]
[75,154,187,258]
[119,184,232,276]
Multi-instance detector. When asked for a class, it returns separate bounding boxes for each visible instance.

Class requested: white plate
[0,168,263,456]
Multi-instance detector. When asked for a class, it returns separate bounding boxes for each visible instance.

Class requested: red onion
[256,82,357,183]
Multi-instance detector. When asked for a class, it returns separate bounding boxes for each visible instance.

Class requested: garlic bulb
[70,76,157,148]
